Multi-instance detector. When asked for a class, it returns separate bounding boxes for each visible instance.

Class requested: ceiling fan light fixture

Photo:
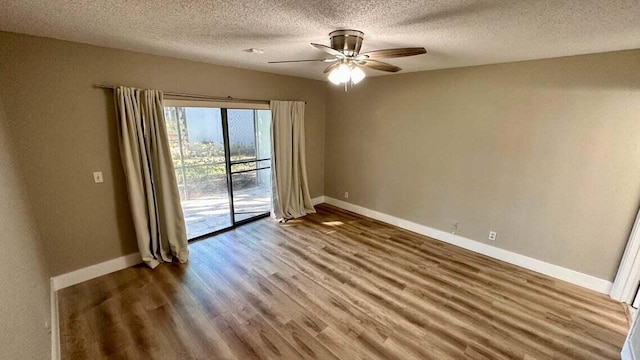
[328,63,351,84]
[269,29,426,89]
[350,66,365,84]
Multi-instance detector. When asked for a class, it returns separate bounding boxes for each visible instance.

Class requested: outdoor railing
[175,158,271,201]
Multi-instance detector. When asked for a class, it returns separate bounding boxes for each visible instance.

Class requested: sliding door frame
[224,107,272,227]
[220,108,237,227]
[167,103,272,242]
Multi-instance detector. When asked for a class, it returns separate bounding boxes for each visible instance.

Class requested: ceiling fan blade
[359,60,402,73]
[268,59,336,64]
[323,62,340,74]
[311,43,344,57]
[357,47,427,60]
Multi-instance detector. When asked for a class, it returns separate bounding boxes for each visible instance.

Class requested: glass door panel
[227,109,256,162]
[231,167,271,222]
[228,109,272,223]
[164,106,232,239]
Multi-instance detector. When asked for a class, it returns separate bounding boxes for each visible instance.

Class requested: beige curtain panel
[270,100,315,220]
[115,87,189,268]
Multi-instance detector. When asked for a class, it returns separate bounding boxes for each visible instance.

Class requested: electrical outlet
[488,231,497,241]
[451,221,458,234]
[344,192,349,199]
[93,171,104,183]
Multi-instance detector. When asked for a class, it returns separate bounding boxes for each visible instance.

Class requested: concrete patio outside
[182,185,271,239]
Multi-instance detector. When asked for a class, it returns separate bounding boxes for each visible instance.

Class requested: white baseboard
[50,279,60,360]
[51,252,142,291]
[323,197,613,294]
[311,196,325,206]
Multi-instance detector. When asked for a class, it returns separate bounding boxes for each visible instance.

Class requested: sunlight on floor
[322,221,344,226]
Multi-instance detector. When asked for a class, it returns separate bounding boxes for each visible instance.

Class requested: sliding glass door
[164,103,271,240]
[228,109,272,223]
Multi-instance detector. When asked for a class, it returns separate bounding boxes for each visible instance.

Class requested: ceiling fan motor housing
[329,30,364,56]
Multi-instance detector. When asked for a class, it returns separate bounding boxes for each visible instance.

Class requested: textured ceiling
[1,0,639,81]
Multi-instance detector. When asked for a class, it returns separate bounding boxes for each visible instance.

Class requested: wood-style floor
[58,204,629,359]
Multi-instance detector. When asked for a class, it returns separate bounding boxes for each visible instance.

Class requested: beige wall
[0,95,51,358]
[0,31,326,276]
[325,50,640,281]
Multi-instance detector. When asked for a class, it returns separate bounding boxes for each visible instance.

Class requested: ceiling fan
[269,30,427,90]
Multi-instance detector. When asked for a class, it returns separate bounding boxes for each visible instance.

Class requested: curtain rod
[95,85,304,105]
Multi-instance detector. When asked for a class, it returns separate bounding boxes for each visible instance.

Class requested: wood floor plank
[58,203,629,359]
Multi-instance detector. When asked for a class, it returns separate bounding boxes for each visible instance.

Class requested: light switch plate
[93,171,104,183]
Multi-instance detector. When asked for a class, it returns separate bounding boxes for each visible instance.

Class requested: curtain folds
[115,87,189,268]
[270,100,315,220]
